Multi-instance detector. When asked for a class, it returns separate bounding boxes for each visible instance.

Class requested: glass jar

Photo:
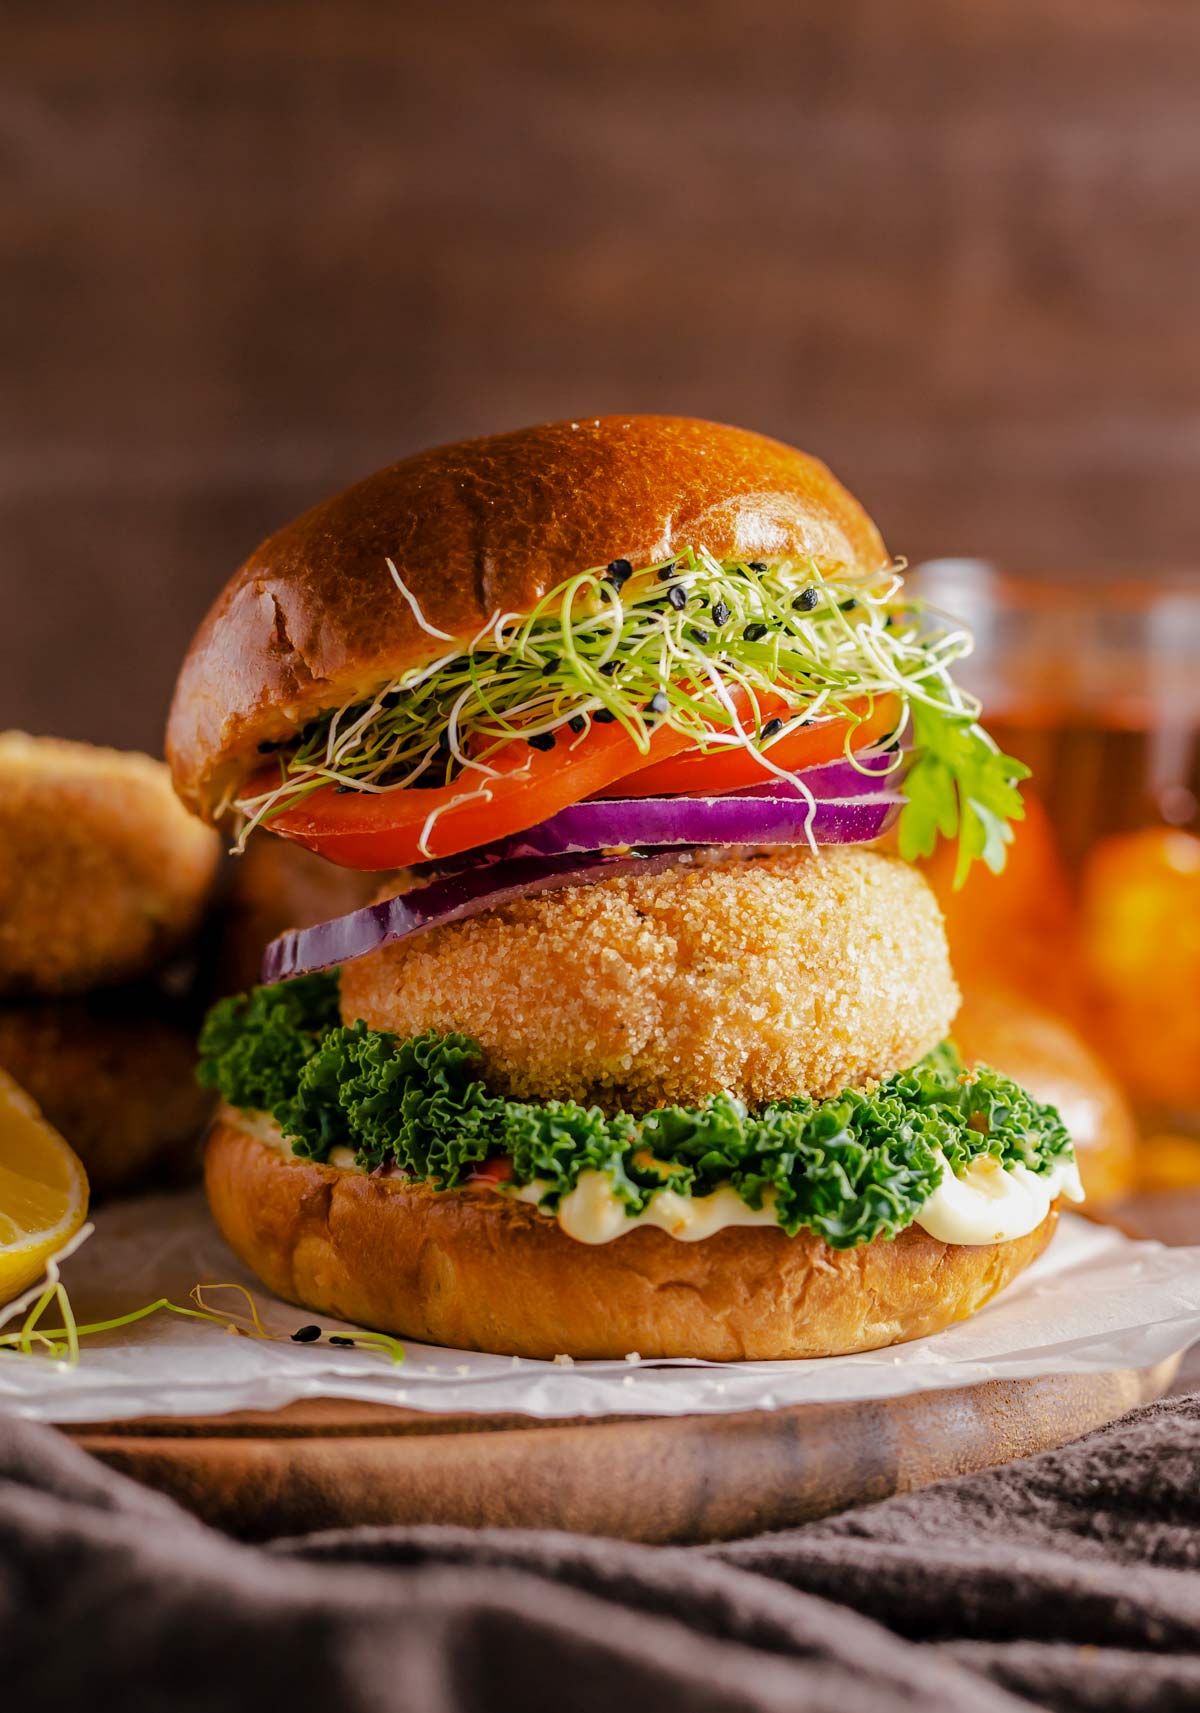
[909,560,1200,1154]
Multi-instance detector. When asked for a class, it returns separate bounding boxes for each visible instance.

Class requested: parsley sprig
[899,697,1030,888]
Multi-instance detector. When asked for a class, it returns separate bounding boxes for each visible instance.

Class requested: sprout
[232,550,979,847]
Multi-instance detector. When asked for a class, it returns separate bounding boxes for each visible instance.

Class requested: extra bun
[168,417,888,822]
[206,1116,1056,1361]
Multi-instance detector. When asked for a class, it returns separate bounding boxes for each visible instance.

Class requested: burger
[168,416,1081,1360]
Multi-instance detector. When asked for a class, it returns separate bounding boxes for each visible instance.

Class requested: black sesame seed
[656,562,677,581]
[839,597,859,613]
[761,717,784,740]
[328,1335,356,1348]
[436,730,453,753]
[527,731,556,752]
[793,587,819,612]
[743,622,769,642]
[666,584,688,611]
[567,714,587,734]
[541,656,561,676]
[594,709,617,724]
[291,1324,321,1344]
[747,560,768,574]
[690,627,711,646]
[335,785,354,794]
[646,691,669,715]
[599,660,619,677]
[711,600,731,627]
[605,558,633,587]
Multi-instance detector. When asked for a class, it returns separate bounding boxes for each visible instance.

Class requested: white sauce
[913,1148,1084,1246]
[513,1151,1083,1247]
[513,1173,781,1244]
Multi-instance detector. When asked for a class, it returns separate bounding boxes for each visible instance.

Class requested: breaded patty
[0,994,213,1193]
[0,733,221,996]
[339,847,960,1111]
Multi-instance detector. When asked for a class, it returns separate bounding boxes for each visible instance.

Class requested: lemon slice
[0,1067,89,1306]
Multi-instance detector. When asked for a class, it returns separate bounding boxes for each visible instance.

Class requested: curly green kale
[197,972,342,1111]
[198,973,1074,1250]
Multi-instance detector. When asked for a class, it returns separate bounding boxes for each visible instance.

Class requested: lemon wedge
[0,1067,89,1306]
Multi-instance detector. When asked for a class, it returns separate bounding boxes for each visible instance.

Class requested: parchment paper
[2,1189,1199,1423]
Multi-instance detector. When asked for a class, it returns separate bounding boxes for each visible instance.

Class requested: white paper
[2,1189,1199,1424]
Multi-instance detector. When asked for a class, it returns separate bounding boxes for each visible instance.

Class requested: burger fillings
[169,416,1079,1360]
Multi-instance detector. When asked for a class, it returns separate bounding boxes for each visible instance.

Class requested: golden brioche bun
[167,417,888,822]
[953,988,1136,1204]
[341,846,959,1110]
[0,733,221,997]
[205,1115,1056,1360]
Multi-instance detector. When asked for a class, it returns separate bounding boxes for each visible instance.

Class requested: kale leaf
[199,975,1073,1250]
[197,971,342,1111]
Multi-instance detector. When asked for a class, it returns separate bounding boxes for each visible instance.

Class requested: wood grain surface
[66,1360,1178,1543]
[5,1,1199,751]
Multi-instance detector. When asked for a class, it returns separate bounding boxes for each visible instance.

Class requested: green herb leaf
[898,697,1030,887]
[200,977,1074,1250]
[197,972,342,1111]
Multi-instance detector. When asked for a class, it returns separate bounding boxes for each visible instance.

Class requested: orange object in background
[921,791,1080,1018]
[1079,828,1200,1114]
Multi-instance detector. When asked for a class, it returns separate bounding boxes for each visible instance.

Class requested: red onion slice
[260,791,901,982]
[481,789,901,861]
[716,743,909,802]
[261,852,680,982]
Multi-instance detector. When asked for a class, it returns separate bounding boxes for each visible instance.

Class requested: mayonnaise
[514,1151,1083,1247]
[912,1149,1084,1245]
[513,1172,781,1244]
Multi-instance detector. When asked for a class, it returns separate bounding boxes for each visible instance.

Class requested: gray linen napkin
[5,1393,1200,1712]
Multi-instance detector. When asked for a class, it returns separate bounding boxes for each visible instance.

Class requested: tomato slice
[594,694,900,798]
[246,690,901,870]
[467,1156,514,1186]
[243,714,696,870]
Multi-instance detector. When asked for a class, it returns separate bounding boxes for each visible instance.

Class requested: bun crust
[205,1116,1056,1361]
[168,417,887,821]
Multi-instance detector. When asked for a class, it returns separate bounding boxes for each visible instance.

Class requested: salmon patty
[339,846,960,1111]
[0,733,221,996]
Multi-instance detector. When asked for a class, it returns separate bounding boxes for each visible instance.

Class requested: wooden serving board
[65,1358,1178,1543]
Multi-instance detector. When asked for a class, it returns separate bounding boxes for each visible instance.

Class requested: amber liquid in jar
[911,563,1200,1141]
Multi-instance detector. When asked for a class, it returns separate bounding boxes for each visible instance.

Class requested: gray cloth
[4,1394,1200,1713]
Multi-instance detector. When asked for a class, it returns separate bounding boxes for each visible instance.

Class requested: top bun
[167,416,887,822]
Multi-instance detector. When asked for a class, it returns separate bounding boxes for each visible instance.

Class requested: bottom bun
[205,1114,1058,1361]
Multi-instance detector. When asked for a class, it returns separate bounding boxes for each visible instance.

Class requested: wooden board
[65,1358,1178,1543]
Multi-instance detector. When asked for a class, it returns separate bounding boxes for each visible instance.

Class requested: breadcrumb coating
[0,733,221,996]
[0,995,212,1193]
[339,847,960,1111]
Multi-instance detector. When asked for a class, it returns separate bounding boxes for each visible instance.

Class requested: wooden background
[4,0,1199,755]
